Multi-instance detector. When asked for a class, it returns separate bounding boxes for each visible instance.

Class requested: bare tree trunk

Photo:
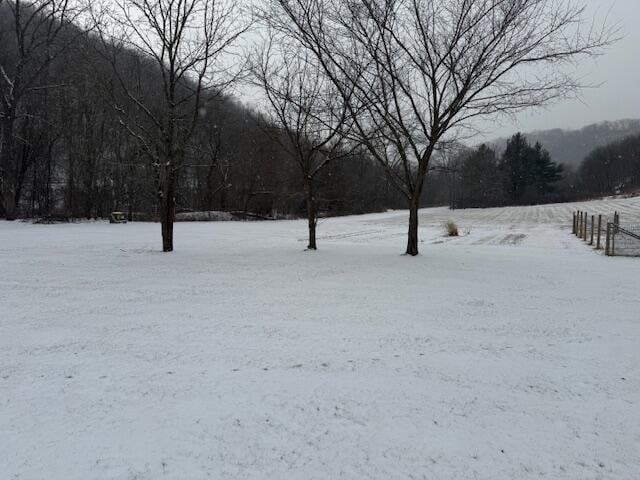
[220,185,227,211]
[160,174,175,252]
[406,169,427,256]
[1,116,16,219]
[44,142,53,215]
[206,163,215,210]
[304,177,317,250]
[14,172,25,217]
[3,183,16,220]
[14,140,32,217]
[66,150,76,217]
[406,198,419,256]
[307,210,317,250]
[30,156,37,216]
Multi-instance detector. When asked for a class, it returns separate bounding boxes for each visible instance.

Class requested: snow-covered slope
[1,197,638,479]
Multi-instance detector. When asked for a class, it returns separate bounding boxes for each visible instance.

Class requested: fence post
[605,222,611,255]
[590,215,594,245]
[612,222,616,255]
[577,211,581,236]
[596,215,602,249]
[583,212,588,241]
[572,212,576,234]
[578,211,582,237]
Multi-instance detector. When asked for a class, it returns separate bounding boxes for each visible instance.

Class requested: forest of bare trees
[579,134,640,197]
[0,1,399,239]
[0,0,619,254]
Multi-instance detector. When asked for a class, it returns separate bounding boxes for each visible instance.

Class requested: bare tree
[265,0,613,255]
[0,0,83,219]
[249,33,354,249]
[95,0,246,251]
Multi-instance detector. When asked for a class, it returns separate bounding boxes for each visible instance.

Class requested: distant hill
[487,119,640,168]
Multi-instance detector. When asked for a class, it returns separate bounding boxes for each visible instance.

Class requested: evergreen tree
[531,142,563,199]
[500,133,531,204]
[500,133,563,205]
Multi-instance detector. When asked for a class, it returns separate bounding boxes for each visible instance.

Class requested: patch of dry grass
[444,220,459,237]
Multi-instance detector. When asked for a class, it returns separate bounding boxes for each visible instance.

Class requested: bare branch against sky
[240,0,637,141]
[488,0,637,138]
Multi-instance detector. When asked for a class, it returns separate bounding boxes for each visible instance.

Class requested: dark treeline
[579,134,640,197]
[0,1,398,223]
[425,130,640,210]
[427,133,565,209]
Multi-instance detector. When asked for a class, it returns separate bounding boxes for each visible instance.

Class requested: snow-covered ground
[1,197,639,480]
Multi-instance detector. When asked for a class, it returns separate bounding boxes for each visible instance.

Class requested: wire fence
[572,210,640,257]
[611,223,640,257]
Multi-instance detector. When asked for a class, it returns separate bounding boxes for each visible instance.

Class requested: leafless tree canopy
[248,31,356,249]
[96,0,246,162]
[94,0,247,251]
[264,0,613,254]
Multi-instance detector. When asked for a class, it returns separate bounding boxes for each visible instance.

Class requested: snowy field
[1,197,639,480]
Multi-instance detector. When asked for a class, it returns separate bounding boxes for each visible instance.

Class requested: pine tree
[500,133,530,204]
[532,142,563,199]
[499,134,563,205]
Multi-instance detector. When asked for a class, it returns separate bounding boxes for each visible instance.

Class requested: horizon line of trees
[443,134,564,209]
[431,132,640,210]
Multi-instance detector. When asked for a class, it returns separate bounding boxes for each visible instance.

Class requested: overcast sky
[483,0,640,138]
[240,0,640,140]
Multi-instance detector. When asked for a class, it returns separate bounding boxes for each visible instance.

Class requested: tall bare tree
[249,33,354,249]
[0,0,82,219]
[265,0,613,255]
[95,0,246,251]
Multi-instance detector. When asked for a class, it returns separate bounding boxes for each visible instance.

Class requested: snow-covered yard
[1,198,639,479]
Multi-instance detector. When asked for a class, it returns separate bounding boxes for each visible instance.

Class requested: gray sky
[240,0,640,140]
[485,0,640,138]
